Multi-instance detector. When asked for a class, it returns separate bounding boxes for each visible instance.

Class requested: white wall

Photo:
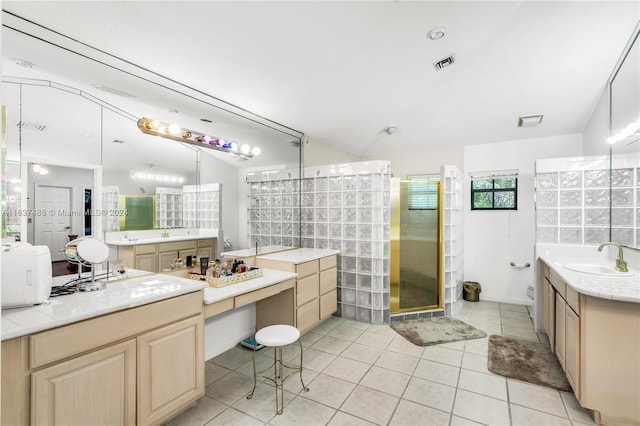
[582,87,610,155]
[463,134,583,305]
[303,138,360,167]
[362,144,464,178]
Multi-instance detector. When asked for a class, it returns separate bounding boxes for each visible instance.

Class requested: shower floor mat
[390,317,486,346]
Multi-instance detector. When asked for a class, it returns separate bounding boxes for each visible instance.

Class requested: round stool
[246,324,309,414]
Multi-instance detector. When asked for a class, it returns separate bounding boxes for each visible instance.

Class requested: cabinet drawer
[135,244,157,255]
[320,268,337,294]
[566,285,580,315]
[296,260,319,279]
[296,299,319,333]
[296,274,319,306]
[549,269,566,299]
[158,240,197,253]
[235,280,295,308]
[320,255,337,271]
[197,239,216,248]
[203,298,234,318]
[320,289,337,320]
[30,291,203,369]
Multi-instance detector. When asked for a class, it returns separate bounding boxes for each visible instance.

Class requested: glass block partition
[246,161,392,324]
[442,165,465,317]
[535,155,639,246]
[183,183,221,229]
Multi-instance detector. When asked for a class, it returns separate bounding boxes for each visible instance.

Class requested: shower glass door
[390,177,441,313]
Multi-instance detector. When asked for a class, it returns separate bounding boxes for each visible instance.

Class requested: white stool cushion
[255,325,300,347]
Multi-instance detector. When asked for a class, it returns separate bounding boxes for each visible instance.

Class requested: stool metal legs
[246,339,309,415]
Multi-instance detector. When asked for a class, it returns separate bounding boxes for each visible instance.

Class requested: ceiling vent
[91,84,136,98]
[518,115,544,128]
[433,55,455,71]
[17,121,46,131]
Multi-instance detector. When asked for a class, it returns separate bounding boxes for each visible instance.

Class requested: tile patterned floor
[166,301,596,426]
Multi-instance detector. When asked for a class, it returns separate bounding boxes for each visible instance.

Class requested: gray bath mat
[488,334,571,392]
[390,317,487,346]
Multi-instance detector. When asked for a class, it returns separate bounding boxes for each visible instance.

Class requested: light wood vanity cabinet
[1,291,205,426]
[540,260,640,425]
[256,254,338,334]
[117,238,216,273]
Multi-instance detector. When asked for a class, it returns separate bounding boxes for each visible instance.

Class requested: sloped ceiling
[2,1,639,156]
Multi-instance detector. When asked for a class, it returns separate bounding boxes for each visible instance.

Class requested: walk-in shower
[390,177,442,313]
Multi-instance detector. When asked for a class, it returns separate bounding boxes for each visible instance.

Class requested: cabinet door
[297,299,320,334]
[196,246,212,260]
[320,289,337,320]
[555,293,566,369]
[545,281,556,351]
[31,339,136,426]
[158,250,178,271]
[137,315,204,426]
[296,274,319,307]
[136,253,158,273]
[565,306,580,398]
[320,268,337,295]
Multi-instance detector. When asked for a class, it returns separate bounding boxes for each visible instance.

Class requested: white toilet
[527,285,535,318]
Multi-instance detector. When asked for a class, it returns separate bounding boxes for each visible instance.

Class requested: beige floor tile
[291,347,337,373]
[205,362,231,386]
[270,395,337,425]
[166,396,226,426]
[470,311,502,322]
[389,399,451,426]
[502,325,540,341]
[210,346,254,370]
[341,385,400,425]
[457,369,507,401]
[374,351,419,375]
[327,325,366,341]
[328,411,376,425]
[500,316,534,329]
[463,337,489,356]
[413,359,460,387]
[280,343,304,362]
[340,319,371,331]
[282,367,317,394]
[501,309,533,321]
[461,352,490,374]
[205,371,255,405]
[354,330,395,349]
[386,336,426,358]
[453,389,510,425]
[341,342,384,364]
[360,365,411,397]
[560,392,595,424]
[234,353,274,380]
[302,373,356,408]
[324,356,371,383]
[204,407,263,426]
[511,404,572,426]
[450,415,484,425]
[232,383,295,422]
[300,331,324,347]
[500,302,530,312]
[367,324,398,337]
[310,317,345,335]
[508,379,568,417]
[422,346,464,367]
[311,335,352,355]
[403,376,456,413]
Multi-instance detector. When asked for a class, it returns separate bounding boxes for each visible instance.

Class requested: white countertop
[203,268,298,304]
[106,235,217,246]
[256,248,340,264]
[2,273,205,341]
[221,245,294,258]
[537,250,640,303]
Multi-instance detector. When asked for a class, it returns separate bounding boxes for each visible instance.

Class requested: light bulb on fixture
[251,147,261,156]
[168,123,181,135]
[229,141,238,151]
[240,144,251,154]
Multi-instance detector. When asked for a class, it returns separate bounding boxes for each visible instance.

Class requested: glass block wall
[442,165,465,317]
[246,161,392,324]
[535,155,639,246]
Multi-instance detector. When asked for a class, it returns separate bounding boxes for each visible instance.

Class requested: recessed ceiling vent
[433,55,455,71]
[17,121,46,131]
[91,84,136,98]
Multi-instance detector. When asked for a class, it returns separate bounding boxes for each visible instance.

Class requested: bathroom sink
[564,263,635,277]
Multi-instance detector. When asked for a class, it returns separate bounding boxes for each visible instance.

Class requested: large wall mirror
[609,22,640,248]
[1,11,303,256]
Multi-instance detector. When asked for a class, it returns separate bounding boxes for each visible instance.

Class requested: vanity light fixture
[137,117,259,159]
[31,163,48,175]
[607,117,640,145]
[131,172,184,183]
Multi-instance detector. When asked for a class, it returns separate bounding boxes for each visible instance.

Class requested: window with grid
[470,171,518,210]
[408,176,439,210]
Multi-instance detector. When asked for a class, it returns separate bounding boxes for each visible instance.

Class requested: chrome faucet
[597,242,628,273]
[161,227,170,238]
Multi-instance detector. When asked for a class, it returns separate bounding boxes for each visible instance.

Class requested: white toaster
[2,243,53,308]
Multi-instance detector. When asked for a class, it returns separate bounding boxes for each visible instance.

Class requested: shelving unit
[442,165,464,317]
[156,187,183,229]
[102,186,120,232]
